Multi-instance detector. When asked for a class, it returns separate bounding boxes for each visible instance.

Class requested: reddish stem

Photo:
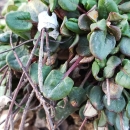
[63,56,83,78]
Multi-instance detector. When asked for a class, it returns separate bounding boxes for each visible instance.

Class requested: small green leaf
[118,1,130,13]
[54,100,77,122]
[43,70,74,100]
[6,46,29,71]
[117,19,130,37]
[89,86,104,110]
[119,37,130,57]
[76,35,91,56]
[58,0,79,11]
[103,95,126,113]
[103,56,121,78]
[60,17,71,36]
[68,87,87,107]
[78,14,91,31]
[0,45,11,68]
[126,101,130,119]
[49,0,57,12]
[29,63,52,84]
[90,19,107,32]
[92,61,104,81]
[0,31,17,44]
[98,111,107,127]
[115,59,130,89]
[5,11,32,39]
[7,5,18,12]
[105,109,117,126]
[79,105,85,120]
[89,30,116,60]
[65,18,86,34]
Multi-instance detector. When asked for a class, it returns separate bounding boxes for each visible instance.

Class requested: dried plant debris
[0,0,130,129]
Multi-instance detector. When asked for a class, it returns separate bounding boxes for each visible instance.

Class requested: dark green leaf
[0,45,11,68]
[89,30,116,60]
[54,100,77,122]
[68,87,87,107]
[114,112,129,130]
[29,63,52,84]
[6,46,29,71]
[119,37,130,57]
[76,35,91,56]
[126,101,130,119]
[89,86,104,110]
[65,18,86,34]
[5,11,32,39]
[105,109,117,126]
[43,70,74,100]
[0,31,17,44]
[78,14,91,31]
[98,111,107,127]
[79,105,85,120]
[115,59,130,89]
[103,95,126,113]
[58,0,79,11]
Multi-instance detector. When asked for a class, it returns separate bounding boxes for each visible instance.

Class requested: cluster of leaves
[1,0,130,129]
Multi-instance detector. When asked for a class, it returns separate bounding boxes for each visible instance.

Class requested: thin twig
[9,33,54,130]
[4,34,41,130]
[46,29,51,65]
[38,28,45,92]
[0,65,8,72]
[9,113,14,130]
[80,70,91,88]
[106,78,110,105]
[0,67,8,85]
[0,39,36,55]
[8,70,12,96]
[19,90,34,130]
[64,56,83,78]
[79,117,87,130]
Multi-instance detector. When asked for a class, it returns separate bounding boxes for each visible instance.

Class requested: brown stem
[80,70,91,88]
[64,56,83,78]
[77,5,86,13]
[8,33,54,130]
[0,39,36,55]
[4,34,41,130]
[0,67,8,85]
[19,90,34,130]
[0,65,8,72]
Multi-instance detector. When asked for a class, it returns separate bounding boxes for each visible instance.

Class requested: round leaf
[89,86,104,110]
[103,95,126,113]
[6,46,29,71]
[43,70,74,100]
[119,37,130,57]
[89,30,116,60]
[29,63,52,84]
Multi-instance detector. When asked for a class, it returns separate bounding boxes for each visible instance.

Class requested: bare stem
[0,65,8,72]
[0,67,8,85]
[80,70,91,88]
[106,78,110,106]
[79,117,87,130]
[19,90,34,130]
[38,28,45,92]
[8,33,54,130]
[4,34,41,130]
[64,56,83,78]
